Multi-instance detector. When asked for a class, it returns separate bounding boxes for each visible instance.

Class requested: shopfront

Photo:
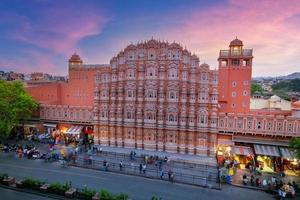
[279,147,300,176]
[217,146,233,166]
[254,144,281,173]
[43,123,57,135]
[217,135,234,167]
[233,146,254,169]
[64,125,83,146]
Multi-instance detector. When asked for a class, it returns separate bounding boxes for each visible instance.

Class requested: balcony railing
[219,49,252,57]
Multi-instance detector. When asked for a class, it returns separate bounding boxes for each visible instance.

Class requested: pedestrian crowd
[241,173,298,199]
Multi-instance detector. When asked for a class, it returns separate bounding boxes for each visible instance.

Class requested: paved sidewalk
[94,145,217,166]
[73,148,220,189]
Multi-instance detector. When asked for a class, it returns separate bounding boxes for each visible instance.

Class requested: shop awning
[18,124,36,127]
[279,147,296,160]
[65,126,83,135]
[254,144,280,157]
[233,146,254,157]
[43,123,57,128]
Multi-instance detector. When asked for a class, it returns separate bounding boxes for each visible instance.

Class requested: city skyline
[1,0,300,76]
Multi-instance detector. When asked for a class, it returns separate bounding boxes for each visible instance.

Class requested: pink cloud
[160,0,300,76]
[11,3,109,56]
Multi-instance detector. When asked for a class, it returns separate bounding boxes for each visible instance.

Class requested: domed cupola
[68,53,83,64]
[229,37,243,47]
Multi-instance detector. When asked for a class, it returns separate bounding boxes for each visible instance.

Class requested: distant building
[250,95,291,111]
[31,72,44,81]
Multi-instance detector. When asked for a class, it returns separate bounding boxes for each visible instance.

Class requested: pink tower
[218,38,253,114]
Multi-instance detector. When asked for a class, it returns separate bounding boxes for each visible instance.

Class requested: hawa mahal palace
[27,38,300,159]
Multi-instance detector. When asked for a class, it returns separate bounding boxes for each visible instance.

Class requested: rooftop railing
[219,49,252,57]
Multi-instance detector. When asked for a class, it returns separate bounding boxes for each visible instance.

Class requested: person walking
[170,172,174,183]
[160,170,164,179]
[139,163,143,174]
[142,164,146,174]
[168,170,172,181]
[250,175,254,186]
[119,161,123,171]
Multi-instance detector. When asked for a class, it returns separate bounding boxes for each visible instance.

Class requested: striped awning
[233,146,254,157]
[254,144,280,157]
[65,126,83,135]
[279,147,296,160]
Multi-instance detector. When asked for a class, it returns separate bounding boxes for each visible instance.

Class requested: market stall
[279,147,300,176]
[233,146,254,169]
[65,126,83,146]
[254,144,281,173]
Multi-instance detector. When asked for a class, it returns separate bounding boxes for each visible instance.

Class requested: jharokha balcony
[217,112,300,138]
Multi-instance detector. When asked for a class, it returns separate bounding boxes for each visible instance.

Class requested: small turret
[68,53,83,69]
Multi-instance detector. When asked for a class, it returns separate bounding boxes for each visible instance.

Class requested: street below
[0,153,275,200]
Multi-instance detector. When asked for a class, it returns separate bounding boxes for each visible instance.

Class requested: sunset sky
[0,0,300,77]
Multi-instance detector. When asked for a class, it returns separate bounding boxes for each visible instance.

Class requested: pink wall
[26,83,61,104]
[60,68,96,106]
[26,68,97,107]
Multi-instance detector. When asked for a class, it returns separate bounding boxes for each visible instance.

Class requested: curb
[0,184,67,200]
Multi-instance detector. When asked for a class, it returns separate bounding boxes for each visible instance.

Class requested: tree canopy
[251,83,263,96]
[0,80,38,138]
[272,78,300,101]
[289,138,300,159]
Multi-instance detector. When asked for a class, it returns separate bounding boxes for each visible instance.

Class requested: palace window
[220,120,224,127]
[169,91,176,99]
[267,122,272,130]
[247,120,252,129]
[169,114,176,122]
[288,123,293,132]
[221,60,227,67]
[168,68,178,78]
[256,121,262,129]
[232,59,240,66]
[182,72,187,80]
[232,81,237,87]
[277,122,282,131]
[201,73,206,81]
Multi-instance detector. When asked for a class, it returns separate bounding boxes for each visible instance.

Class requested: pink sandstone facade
[93,40,218,155]
[25,38,300,157]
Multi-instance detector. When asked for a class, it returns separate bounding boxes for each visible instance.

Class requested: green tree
[251,83,263,96]
[0,80,38,138]
[289,138,300,159]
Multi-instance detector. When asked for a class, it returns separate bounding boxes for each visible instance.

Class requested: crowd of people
[0,141,41,159]
[241,173,298,198]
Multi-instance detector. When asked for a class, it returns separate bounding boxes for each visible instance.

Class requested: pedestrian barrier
[70,157,221,189]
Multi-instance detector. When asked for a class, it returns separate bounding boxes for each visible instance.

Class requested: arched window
[146,112,155,120]
[169,91,175,99]
[169,68,178,78]
[147,68,155,77]
[127,112,131,119]
[127,70,135,78]
[128,90,132,98]
[200,115,205,124]
[169,114,174,122]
